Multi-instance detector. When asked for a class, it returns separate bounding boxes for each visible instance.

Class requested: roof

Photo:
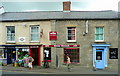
[0,10,119,21]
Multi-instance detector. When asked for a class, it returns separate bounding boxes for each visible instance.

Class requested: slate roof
[0,10,119,21]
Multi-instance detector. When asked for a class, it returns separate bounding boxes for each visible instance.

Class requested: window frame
[6,26,15,43]
[30,25,40,42]
[95,27,104,42]
[66,27,76,42]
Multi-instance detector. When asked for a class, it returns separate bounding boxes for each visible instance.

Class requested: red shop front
[29,45,41,66]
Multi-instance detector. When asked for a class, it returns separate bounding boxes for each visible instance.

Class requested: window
[30,26,40,42]
[67,27,76,42]
[64,48,79,63]
[0,49,7,59]
[6,26,15,42]
[95,27,104,41]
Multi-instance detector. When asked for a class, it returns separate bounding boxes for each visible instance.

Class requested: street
[0,64,118,74]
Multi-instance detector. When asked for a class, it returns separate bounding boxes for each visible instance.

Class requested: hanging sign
[49,32,57,40]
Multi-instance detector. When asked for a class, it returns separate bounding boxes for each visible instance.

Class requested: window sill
[30,41,40,43]
[6,41,16,43]
[67,40,76,43]
[95,40,105,42]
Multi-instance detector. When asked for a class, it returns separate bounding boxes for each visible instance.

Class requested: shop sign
[43,45,80,47]
[109,48,118,59]
[30,46,39,48]
[49,32,57,40]
[19,37,26,42]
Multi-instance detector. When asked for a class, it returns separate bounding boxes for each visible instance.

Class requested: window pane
[99,35,103,40]
[99,27,103,34]
[96,35,99,40]
[96,27,99,34]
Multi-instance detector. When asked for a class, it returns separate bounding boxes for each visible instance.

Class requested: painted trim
[92,44,110,47]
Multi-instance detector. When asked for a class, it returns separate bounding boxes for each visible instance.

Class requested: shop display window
[64,48,79,63]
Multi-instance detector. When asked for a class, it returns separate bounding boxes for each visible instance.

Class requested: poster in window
[109,48,118,59]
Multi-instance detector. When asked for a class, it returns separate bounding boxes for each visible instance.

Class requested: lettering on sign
[30,46,39,48]
[49,32,57,40]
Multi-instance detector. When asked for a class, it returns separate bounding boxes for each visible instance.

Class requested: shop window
[109,48,118,59]
[30,25,40,42]
[64,48,79,63]
[16,48,29,59]
[44,48,51,60]
[6,26,15,42]
[67,27,76,42]
[95,27,104,41]
[0,49,7,59]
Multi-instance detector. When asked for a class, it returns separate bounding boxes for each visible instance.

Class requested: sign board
[43,45,80,47]
[19,37,25,42]
[30,46,39,48]
[49,32,57,40]
[109,48,118,59]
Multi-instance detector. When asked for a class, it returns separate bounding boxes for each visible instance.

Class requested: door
[95,49,104,69]
[31,48,38,65]
[7,48,16,64]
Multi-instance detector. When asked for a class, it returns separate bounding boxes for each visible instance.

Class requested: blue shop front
[92,44,110,70]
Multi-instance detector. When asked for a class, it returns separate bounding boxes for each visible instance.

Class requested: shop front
[92,44,110,69]
[43,45,80,64]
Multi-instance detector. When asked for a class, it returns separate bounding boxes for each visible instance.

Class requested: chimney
[63,1,71,12]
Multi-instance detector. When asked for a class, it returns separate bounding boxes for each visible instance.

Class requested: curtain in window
[67,27,76,40]
[31,26,39,41]
[7,26,15,41]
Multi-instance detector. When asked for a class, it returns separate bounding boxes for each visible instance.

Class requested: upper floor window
[6,26,15,42]
[95,27,104,41]
[30,26,40,42]
[67,27,76,42]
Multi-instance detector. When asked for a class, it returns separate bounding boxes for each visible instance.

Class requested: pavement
[0,64,119,74]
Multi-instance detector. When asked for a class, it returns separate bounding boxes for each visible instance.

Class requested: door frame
[92,44,110,69]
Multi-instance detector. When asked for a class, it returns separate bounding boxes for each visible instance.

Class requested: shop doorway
[6,48,16,64]
[30,48,39,65]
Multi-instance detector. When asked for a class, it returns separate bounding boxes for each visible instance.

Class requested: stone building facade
[0,1,119,70]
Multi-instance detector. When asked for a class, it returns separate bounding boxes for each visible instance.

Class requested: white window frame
[6,26,15,43]
[66,27,76,42]
[30,25,40,42]
[95,27,104,42]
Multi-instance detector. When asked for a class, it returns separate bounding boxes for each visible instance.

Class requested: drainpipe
[83,20,89,36]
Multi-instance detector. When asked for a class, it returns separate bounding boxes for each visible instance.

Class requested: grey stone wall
[53,20,118,68]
